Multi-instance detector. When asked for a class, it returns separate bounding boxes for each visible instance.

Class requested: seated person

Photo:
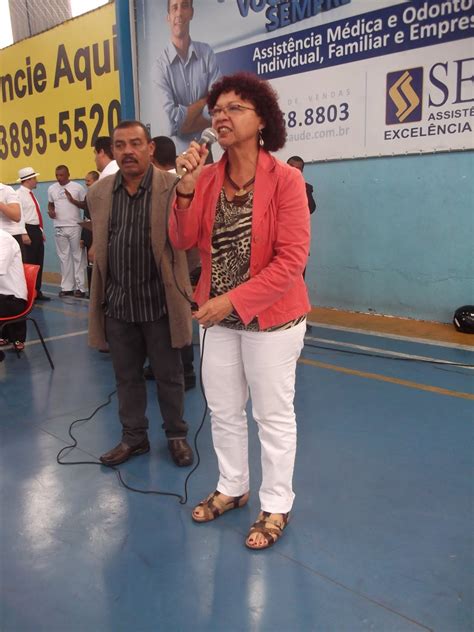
[0,229,28,351]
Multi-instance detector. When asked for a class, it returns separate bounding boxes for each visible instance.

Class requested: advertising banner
[0,3,121,183]
[135,0,473,161]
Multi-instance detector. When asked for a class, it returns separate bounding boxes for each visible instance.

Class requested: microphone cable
[56,329,209,505]
[56,326,470,501]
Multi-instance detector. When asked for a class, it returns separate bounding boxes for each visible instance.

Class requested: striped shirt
[105,166,166,323]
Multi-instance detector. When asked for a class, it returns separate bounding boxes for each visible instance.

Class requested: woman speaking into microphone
[169,72,310,550]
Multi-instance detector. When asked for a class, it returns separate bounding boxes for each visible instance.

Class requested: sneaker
[0,338,10,346]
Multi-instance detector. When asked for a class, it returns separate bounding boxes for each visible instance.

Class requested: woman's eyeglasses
[209,103,256,118]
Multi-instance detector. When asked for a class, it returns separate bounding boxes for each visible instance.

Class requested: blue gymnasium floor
[1,287,473,632]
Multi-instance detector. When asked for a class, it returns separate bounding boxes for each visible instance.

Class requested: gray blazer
[87,166,192,349]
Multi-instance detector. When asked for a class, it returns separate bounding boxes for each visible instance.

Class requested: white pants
[200,320,306,513]
[54,226,86,292]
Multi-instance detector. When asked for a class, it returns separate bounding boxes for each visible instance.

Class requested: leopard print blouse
[210,188,305,332]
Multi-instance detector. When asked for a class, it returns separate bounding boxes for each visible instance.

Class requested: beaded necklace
[225,163,256,197]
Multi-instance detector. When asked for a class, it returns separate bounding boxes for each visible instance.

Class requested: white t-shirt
[47,181,86,227]
[0,183,25,236]
[0,229,27,300]
[99,160,119,180]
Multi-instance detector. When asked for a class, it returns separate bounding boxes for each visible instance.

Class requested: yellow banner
[0,3,120,184]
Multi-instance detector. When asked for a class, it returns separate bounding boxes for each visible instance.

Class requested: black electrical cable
[56,330,209,504]
[165,175,199,311]
[57,327,471,503]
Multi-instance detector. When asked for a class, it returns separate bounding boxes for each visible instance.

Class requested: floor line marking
[298,358,474,401]
[22,330,473,400]
[305,335,474,369]
[24,330,89,346]
[307,321,474,352]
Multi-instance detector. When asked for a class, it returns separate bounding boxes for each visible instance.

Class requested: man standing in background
[94,136,119,180]
[287,156,316,215]
[17,167,50,301]
[47,165,87,298]
[287,156,316,285]
[154,0,221,153]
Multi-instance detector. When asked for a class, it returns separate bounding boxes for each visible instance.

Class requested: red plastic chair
[0,264,54,369]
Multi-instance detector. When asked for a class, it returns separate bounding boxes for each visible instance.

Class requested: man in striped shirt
[87,120,194,468]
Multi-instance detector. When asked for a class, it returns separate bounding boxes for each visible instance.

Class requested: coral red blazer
[169,150,311,330]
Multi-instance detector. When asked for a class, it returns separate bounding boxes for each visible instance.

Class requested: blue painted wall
[36,148,473,323]
[303,150,473,323]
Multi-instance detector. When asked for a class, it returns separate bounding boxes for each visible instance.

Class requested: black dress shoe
[35,292,51,301]
[99,439,150,466]
[74,290,86,298]
[168,438,194,467]
[59,290,74,297]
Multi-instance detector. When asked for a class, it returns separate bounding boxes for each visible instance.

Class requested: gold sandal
[192,490,249,523]
[245,511,290,550]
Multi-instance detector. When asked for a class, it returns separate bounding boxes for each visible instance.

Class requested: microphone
[177,128,218,179]
[197,127,218,147]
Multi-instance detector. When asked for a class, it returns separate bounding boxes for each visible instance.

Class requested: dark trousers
[181,343,194,375]
[0,295,27,342]
[24,225,45,292]
[105,315,188,447]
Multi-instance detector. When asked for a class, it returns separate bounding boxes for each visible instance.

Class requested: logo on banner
[386,68,423,125]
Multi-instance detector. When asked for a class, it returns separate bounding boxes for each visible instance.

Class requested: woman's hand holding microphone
[175,141,209,206]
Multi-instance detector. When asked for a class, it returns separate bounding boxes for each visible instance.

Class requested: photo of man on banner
[153,0,221,153]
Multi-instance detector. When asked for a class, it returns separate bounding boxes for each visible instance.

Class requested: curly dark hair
[207,72,286,152]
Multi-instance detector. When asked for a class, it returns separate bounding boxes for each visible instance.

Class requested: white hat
[17,167,40,183]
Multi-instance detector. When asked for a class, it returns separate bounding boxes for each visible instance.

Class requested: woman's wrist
[175,188,195,199]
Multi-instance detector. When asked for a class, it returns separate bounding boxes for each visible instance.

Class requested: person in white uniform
[0,229,28,351]
[17,167,50,301]
[47,165,87,297]
[0,181,27,256]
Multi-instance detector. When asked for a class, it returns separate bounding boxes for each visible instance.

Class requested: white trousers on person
[54,226,86,292]
[200,320,306,514]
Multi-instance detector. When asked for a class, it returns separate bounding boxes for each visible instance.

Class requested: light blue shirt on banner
[154,39,221,153]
